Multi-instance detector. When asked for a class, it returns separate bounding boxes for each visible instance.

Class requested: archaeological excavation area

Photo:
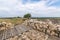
[0,19,60,40]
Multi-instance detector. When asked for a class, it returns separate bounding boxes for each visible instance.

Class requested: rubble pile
[0,19,60,40]
[25,19,60,37]
[5,29,60,40]
[6,29,48,40]
[0,22,14,31]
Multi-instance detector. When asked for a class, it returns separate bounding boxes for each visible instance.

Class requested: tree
[24,13,31,19]
[17,16,20,18]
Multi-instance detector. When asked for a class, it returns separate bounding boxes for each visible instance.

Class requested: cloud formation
[0,0,60,17]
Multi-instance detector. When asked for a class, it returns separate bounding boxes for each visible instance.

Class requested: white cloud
[0,0,59,17]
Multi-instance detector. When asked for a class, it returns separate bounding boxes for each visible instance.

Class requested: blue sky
[0,0,60,17]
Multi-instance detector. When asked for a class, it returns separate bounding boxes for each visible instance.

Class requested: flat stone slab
[0,25,32,40]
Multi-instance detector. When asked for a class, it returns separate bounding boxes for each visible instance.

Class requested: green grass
[0,18,25,25]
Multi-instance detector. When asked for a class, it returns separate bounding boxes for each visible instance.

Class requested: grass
[0,18,26,25]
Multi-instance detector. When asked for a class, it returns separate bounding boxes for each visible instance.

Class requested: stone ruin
[25,19,60,37]
[0,22,14,31]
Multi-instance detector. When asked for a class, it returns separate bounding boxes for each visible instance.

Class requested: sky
[0,0,60,17]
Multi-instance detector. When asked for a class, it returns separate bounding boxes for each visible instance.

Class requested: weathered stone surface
[0,19,60,40]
